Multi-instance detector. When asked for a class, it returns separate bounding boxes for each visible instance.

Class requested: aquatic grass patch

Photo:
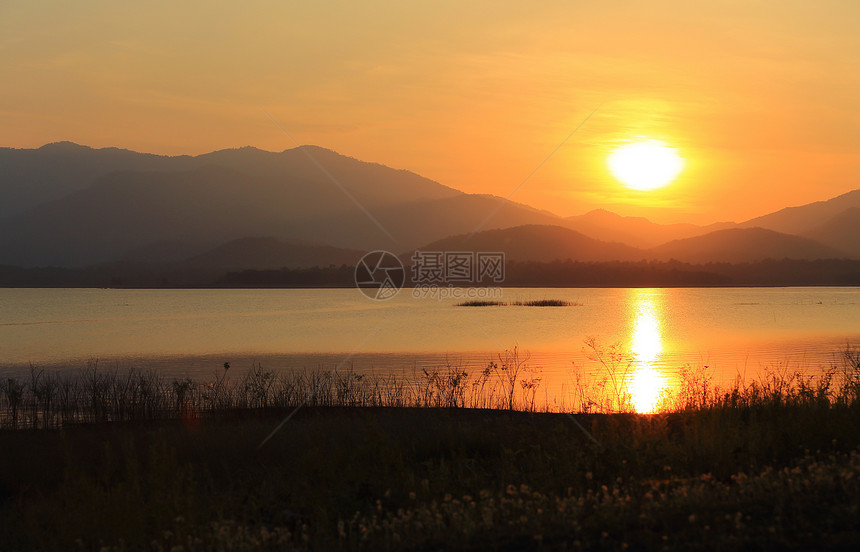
[455,300,506,307]
[455,299,580,307]
[512,299,579,307]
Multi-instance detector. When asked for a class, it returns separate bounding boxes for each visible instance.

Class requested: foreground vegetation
[1,346,859,550]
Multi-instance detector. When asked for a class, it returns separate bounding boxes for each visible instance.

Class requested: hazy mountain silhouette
[0,143,459,221]
[185,237,364,270]
[305,194,566,253]
[0,144,568,266]
[195,145,461,208]
[0,165,303,266]
[0,142,196,219]
[2,142,858,269]
[802,207,860,258]
[414,224,643,263]
[117,240,210,264]
[649,227,844,263]
[564,209,734,248]
[741,189,860,235]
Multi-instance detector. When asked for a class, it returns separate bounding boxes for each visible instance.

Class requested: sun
[607,140,684,191]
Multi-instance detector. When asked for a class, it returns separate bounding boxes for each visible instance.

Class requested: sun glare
[628,291,669,413]
[631,300,663,364]
[630,365,665,414]
[608,140,684,191]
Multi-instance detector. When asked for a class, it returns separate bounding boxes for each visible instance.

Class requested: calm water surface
[2,287,858,410]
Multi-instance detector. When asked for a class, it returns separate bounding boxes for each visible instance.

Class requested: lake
[2,287,858,411]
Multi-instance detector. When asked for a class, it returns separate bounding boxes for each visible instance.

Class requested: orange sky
[2,1,859,224]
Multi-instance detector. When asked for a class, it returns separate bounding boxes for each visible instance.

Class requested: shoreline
[3,258,860,288]
[3,348,857,430]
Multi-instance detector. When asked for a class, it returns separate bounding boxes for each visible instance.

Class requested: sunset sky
[2,1,859,224]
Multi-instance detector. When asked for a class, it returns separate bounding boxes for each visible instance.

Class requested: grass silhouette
[1,344,858,550]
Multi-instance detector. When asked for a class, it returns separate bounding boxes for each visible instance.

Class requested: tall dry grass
[1,344,858,430]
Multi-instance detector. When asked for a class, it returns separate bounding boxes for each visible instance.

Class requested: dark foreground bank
[2,401,860,551]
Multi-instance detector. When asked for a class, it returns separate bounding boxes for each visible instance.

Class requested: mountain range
[0,142,857,270]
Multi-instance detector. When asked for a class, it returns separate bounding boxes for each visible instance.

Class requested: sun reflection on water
[628,290,669,413]
[631,299,662,364]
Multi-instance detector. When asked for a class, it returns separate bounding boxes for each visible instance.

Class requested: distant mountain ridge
[415,224,643,263]
[649,227,844,264]
[0,142,462,217]
[737,189,860,257]
[802,207,860,258]
[411,224,842,265]
[0,145,417,265]
[740,189,860,235]
[563,209,734,248]
[0,142,184,220]
[186,238,364,270]
[0,143,581,266]
[0,142,857,268]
